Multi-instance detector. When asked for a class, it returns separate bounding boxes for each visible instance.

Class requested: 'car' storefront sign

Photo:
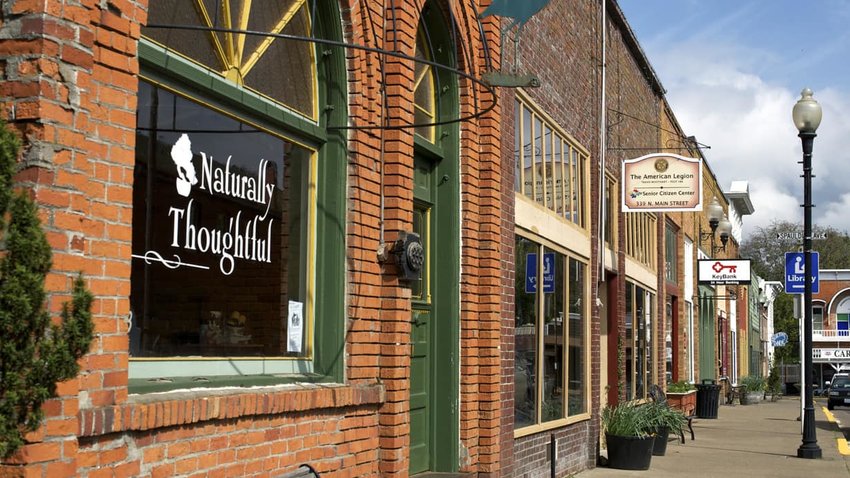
[622,153,702,212]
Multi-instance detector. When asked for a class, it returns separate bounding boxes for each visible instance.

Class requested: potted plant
[644,401,688,456]
[602,402,654,470]
[766,364,782,401]
[739,375,766,405]
[666,381,697,415]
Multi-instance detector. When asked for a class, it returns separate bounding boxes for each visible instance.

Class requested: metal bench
[275,465,320,478]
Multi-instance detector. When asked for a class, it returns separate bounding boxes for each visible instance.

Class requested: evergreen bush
[0,120,94,457]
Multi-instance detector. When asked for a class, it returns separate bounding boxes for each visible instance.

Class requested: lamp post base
[797,445,822,459]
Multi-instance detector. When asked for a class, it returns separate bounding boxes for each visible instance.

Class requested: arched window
[144,0,317,118]
[130,1,345,386]
[413,28,437,142]
[837,297,850,331]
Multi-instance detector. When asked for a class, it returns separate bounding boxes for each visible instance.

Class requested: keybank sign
[132,134,277,275]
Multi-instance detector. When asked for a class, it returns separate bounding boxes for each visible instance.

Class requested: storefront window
[131,81,314,360]
[515,234,589,431]
[515,236,538,429]
[625,281,656,400]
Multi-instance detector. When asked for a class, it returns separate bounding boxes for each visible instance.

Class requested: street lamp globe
[792,88,822,134]
[707,196,723,231]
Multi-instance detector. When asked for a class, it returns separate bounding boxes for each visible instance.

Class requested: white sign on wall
[697,259,751,285]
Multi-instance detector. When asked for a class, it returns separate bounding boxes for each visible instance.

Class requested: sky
[618,0,850,236]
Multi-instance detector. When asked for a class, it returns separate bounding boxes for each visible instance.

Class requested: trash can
[695,379,721,419]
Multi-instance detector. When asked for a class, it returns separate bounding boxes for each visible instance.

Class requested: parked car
[827,375,850,410]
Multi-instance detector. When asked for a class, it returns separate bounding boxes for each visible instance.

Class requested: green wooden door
[699,287,716,382]
[409,191,432,473]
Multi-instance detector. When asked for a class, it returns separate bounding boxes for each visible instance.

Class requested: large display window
[131,1,346,383]
[131,81,314,361]
[514,234,589,434]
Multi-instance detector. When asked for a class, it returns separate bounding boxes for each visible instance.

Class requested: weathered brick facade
[0,0,503,476]
[0,0,759,476]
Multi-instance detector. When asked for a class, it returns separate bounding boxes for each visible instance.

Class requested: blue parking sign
[525,253,555,293]
[784,251,819,294]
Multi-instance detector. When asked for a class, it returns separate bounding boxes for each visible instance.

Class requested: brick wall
[0,0,502,476]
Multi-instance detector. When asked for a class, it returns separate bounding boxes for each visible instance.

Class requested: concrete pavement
[577,396,850,478]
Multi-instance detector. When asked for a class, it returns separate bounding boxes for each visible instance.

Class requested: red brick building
[0,0,504,476]
[0,0,759,476]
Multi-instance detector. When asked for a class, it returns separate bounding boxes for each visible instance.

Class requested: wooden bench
[650,384,695,442]
[275,465,320,478]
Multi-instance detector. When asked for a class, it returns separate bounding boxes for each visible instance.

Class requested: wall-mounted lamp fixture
[699,196,732,256]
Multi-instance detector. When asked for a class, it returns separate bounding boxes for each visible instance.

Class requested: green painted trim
[139,41,326,144]
[312,4,347,383]
[698,286,716,382]
[420,1,460,472]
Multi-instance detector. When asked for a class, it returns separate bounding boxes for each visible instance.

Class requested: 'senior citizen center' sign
[697,259,752,285]
[622,153,702,212]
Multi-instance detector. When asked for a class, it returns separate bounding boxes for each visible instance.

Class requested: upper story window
[145,0,317,119]
[625,212,657,270]
[813,304,824,331]
[514,93,589,229]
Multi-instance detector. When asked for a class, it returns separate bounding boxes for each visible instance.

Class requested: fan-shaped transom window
[413,28,437,142]
[144,0,317,119]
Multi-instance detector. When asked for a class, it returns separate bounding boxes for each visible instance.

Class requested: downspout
[598,0,607,282]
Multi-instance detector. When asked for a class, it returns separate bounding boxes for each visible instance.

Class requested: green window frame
[514,233,590,435]
[129,1,346,390]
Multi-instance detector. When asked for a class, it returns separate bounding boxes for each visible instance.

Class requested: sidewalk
[577,397,850,478]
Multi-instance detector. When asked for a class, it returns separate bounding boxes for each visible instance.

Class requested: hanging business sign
[697,259,751,285]
[771,332,789,347]
[622,153,702,212]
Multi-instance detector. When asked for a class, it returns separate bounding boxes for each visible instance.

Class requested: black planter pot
[651,427,669,456]
[605,433,654,470]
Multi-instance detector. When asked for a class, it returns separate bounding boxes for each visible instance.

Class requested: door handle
[412,318,425,327]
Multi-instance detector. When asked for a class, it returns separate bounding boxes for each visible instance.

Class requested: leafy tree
[740,219,850,281]
[772,293,798,365]
[0,120,94,457]
[741,220,850,366]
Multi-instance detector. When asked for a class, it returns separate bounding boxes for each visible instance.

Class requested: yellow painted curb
[838,438,850,456]
[824,407,837,423]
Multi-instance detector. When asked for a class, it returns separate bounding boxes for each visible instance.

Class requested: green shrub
[667,381,695,393]
[602,402,653,438]
[767,364,781,395]
[0,120,94,457]
[644,400,687,435]
[740,375,766,392]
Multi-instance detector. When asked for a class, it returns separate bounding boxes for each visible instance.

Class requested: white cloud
[642,39,850,236]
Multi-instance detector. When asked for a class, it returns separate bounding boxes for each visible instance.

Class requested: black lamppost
[793,87,822,459]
